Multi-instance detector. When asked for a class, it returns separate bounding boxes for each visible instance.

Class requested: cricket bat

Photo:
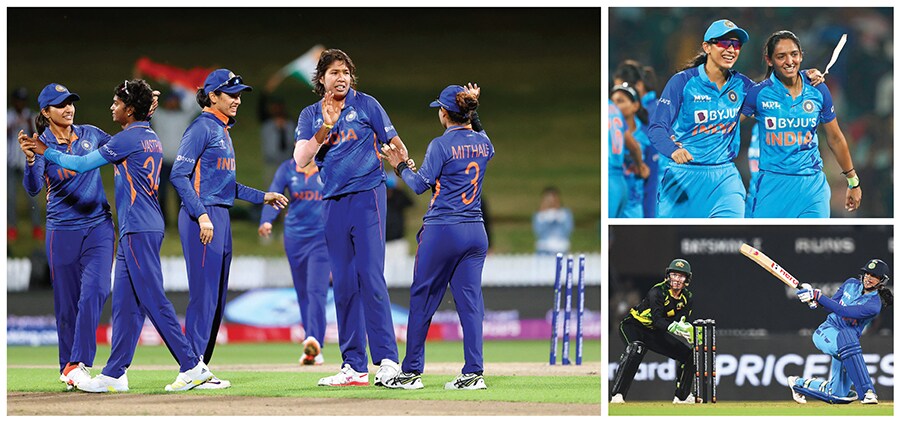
[739,243,817,308]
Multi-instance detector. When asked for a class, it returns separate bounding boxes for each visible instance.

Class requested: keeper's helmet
[665,259,692,286]
[860,259,890,285]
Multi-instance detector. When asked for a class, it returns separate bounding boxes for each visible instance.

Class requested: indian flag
[277,45,325,88]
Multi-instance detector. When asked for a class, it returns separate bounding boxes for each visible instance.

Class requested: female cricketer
[608,99,627,218]
[790,259,893,404]
[380,83,493,390]
[292,49,406,387]
[741,30,861,217]
[18,83,114,390]
[649,19,754,218]
[610,259,696,404]
[26,79,214,392]
[258,159,330,366]
[611,84,651,218]
[170,69,288,388]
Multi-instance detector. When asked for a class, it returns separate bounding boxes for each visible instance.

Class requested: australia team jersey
[296,88,398,199]
[649,64,753,164]
[820,278,881,336]
[400,126,494,225]
[261,159,325,239]
[170,108,265,219]
[97,121,164,236]
[24,124,112,231]
[608,99,624,175]
[741,72,835,175]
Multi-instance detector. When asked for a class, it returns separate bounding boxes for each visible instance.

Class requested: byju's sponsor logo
[694,110,708,124]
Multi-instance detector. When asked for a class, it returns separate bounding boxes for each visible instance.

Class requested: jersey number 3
[461,161,480,205]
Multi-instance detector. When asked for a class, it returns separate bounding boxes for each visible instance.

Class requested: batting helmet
[860,259,890,284]
[665,259,692,285]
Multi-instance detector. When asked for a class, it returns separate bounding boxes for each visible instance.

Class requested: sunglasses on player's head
[708,39,743,50]
[212,75,243,92]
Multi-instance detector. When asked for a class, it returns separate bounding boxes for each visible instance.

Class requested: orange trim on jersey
[121,159,138,205]
[192,158,202,195]
[430,179,441,207]
[127,235,142,271]
[203,107,230,125]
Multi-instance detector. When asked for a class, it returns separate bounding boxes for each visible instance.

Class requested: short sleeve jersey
[28,124,112,230]
[649,65,753,164]
[295,89,398,199]
[608,100,625,175]
[97,121,165,236]
[261,159,325,239]
[170,108,246,218]
[741,72,836,175]
[412,127,494,225]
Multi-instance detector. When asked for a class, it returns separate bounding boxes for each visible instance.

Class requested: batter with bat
[610,259,696,404]
[740,31,860,217]
[788,259,893,404]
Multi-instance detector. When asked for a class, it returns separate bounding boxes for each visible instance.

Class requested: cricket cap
[38,83,80,109]
[666,259,692,276]
[429,84,465,114]
[203,69,253,96]
[704,19,749,44]
[861,259,890,280]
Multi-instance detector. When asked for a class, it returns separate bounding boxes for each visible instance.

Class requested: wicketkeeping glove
[797,283,820,309]
[667,316,693,343]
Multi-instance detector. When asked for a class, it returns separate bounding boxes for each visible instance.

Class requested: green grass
[609,401,893,416]
[8,341,600,403]
[6,9,600,258]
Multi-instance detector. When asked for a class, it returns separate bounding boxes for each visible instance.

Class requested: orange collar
[203,107,231,126]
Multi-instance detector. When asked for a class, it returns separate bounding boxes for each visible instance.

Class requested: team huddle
[17,49,494,392]
[608,19,861,218]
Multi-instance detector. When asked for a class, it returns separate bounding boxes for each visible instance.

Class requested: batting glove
[797,283,821,305]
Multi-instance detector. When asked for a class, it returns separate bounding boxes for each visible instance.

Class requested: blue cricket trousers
[47,219,114,372]
[657,162,745,218]
[403,222,488,375]
[748,170,830,218]
[285,233,331,346]
[103,232,200,378]
[179,205,232,364]
[324,184,398,373]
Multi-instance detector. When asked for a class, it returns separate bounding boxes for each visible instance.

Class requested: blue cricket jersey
[608,99,625,175]
[260,159,325,239]
[170,108,266,219]
[296,88,398,199]
[741,72,836,175]
[649,64,753,164]
[400,126,494,225]
[817,278,881,337]
[97,121,165,236]
[23,125,112,230]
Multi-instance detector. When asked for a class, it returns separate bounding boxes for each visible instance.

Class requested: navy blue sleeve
[741,83,761,117]
[260,161,289,225]
[648,72,686,159]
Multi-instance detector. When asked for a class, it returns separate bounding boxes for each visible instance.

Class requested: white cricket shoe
[861,389,878,404]
[60,362,91,388]
[444,373,487,390]
[374,358,400,387]
[318,364,369,387]
[77,373,129,393]
[610,393,625,404]
[300,337,322,366]
[165,360,212,391]
[787,376,807,404]
[195,376,231,390]
[383,372,424,390]
[673,393,698,404]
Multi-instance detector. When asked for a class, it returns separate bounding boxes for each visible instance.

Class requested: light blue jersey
[744,126,760,217]
[819,278,881,336]
[622,118,650,218]
[649,64,753,164]
[741,72,835,175]
[608,100,626,218]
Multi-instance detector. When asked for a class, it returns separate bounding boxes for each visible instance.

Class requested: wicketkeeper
[788,259,893,405]
[610,259,696,404]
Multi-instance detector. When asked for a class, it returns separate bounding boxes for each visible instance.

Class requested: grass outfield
[8,340,600,404]
[609,401,893,416]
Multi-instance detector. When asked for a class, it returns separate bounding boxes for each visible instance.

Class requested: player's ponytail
[34,110,50,134]
[446,91,479,124]
[764,30,803,78]
[196,88,212,108]
[878,286,893,307]
[679,53,708,72]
